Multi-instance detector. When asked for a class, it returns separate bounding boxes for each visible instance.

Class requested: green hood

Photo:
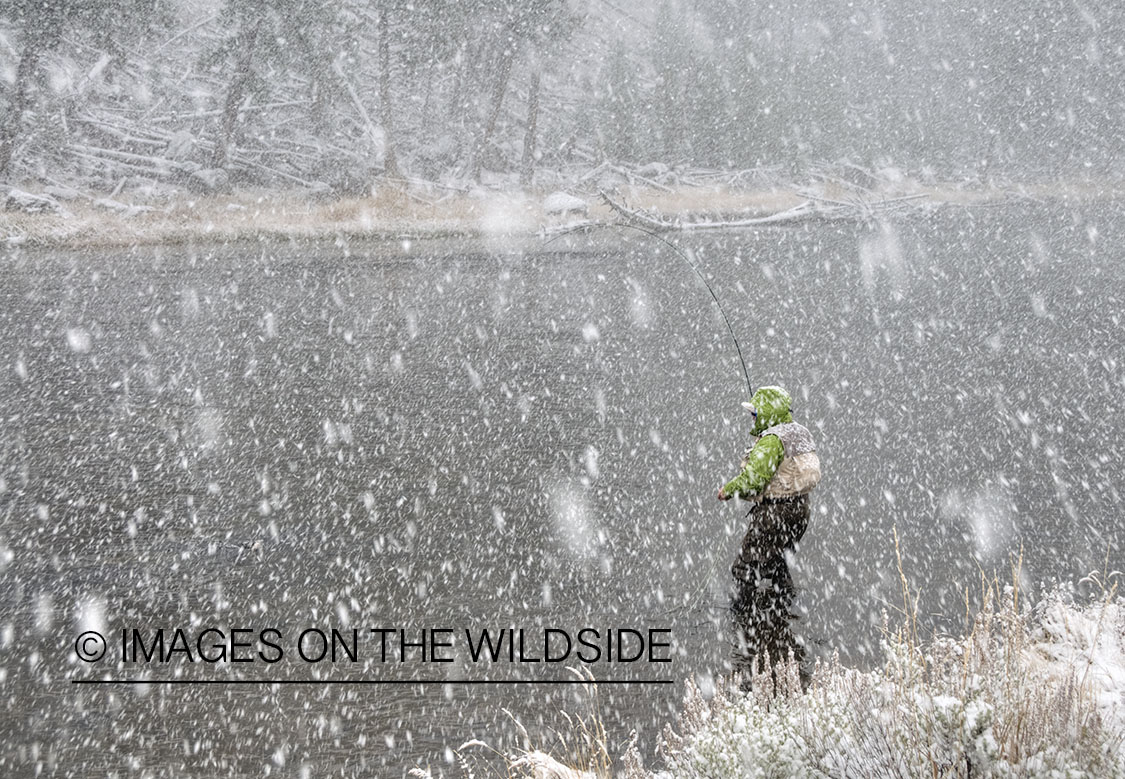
[746,385,793,435]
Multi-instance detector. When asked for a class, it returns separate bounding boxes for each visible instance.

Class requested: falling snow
[2,2,1124,777]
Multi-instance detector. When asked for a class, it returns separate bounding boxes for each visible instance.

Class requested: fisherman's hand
[718,488,731,501]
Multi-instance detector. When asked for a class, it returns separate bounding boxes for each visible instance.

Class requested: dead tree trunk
[0,44,42,179]
[448,40,470,149]
[378,6,400,178]
[0,3,68,180]
[470,42,515,183]
[519,68,541,189]
[211,20,262,170]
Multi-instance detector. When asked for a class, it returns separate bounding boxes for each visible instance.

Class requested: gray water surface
[2,202,1123,776]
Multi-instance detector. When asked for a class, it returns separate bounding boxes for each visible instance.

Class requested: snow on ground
[1029,586,1125,737]
[483,583,1125,778]
[631,584,1125,778]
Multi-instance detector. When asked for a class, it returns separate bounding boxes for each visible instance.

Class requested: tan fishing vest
[740,421,822,501]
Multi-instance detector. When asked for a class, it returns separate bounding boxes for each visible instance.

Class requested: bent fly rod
[543,222,752,397]
[543,221,754,616]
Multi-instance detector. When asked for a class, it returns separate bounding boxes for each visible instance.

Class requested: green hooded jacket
[722,386,794,499]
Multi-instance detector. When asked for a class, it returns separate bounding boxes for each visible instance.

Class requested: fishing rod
[542,221,754,618]
[543,222,753,398]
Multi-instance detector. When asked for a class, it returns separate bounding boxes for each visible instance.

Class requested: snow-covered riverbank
[645,583,1125,778]
[4,180,1119,249]
[458,580,1125,778]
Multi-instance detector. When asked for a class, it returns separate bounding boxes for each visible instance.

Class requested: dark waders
[729,495,811,690]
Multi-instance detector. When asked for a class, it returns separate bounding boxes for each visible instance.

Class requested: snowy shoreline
[4,180,1121,250]
[445,579,1125,778]
[638,583,1125,778]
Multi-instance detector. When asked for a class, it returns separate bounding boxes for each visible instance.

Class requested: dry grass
[465,541,1125,778]
[6,178,1122,250]
[647,547,1125,778]
[612,186,803,220]
[1,188,542,248]
[409,668,608,779]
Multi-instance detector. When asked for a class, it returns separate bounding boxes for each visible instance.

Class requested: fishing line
[542,222,752,397]
[542,221,751,617]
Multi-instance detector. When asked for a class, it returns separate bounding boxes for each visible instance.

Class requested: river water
[1,201,1123,776]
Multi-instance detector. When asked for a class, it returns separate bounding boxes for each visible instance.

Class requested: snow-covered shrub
[649,581,1125,778]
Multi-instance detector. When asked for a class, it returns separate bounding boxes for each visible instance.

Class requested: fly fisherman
[718,386,821,585]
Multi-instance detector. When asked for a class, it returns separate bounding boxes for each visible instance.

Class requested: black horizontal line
[72,678,673,686]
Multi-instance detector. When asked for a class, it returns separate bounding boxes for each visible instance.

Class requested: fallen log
[67,148,174,178]
[609,163,674,192]
[5,189,65,214]
[93,197,158,217]
[599,190,836,231]
[67,143,198,173]
[599,189,929,231]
